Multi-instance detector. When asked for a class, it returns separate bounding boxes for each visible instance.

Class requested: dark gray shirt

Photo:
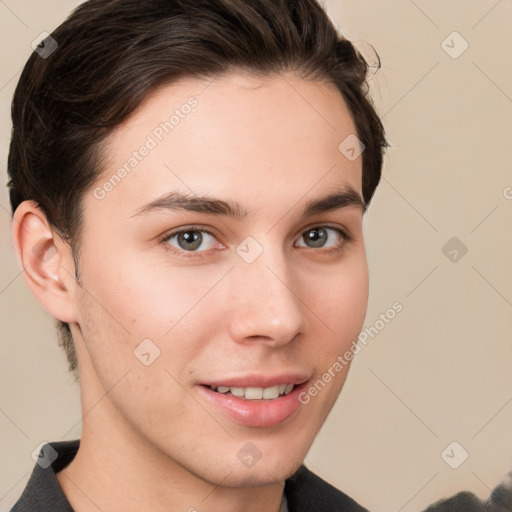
[423,478,512,512]
[12,440,512,511]
[9,440,370,512]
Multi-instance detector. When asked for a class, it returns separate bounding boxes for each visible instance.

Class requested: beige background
[1,1,511,511]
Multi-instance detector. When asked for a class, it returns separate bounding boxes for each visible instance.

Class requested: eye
[161,227,222,255]
[296,226,350,250]
[160,224,351,259]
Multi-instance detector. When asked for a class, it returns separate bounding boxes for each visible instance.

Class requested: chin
[238,442,309,486]
[186,447,307,489]
[216,458,304,488]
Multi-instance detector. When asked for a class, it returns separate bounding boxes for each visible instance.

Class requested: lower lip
[197,383,307,428]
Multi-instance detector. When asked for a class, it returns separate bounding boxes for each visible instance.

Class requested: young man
[7,0,387,510]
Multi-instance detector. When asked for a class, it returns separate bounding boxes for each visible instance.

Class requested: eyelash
[159,224,353,259]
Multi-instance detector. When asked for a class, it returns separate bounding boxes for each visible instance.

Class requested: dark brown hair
[7,0,387,378]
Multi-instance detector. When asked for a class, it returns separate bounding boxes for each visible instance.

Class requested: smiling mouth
[198,380,307,427]
[208,383,296,400]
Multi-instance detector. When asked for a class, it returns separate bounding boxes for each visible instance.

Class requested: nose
[227,245,306,348]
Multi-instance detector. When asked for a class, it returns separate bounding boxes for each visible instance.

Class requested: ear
[11,200,79,323]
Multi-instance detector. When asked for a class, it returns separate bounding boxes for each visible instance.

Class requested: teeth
[245,387,263,400]
[230,387,245,397]
[262,385,280,399]
[211,383,295,400]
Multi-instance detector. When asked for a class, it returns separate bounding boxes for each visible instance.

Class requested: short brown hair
[7,0,387,378]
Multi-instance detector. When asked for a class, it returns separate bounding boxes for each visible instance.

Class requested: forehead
[88,71,362,220]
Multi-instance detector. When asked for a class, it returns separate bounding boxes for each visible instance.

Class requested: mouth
[197,376,309,428]
[207,383,296,400]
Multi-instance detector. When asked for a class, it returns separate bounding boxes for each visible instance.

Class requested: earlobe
[12,200,79,323]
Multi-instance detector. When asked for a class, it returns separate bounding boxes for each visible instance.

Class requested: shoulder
[284,464,369,512]
[9,439,79,512]
[422,477,512,512]
[422,491,486,512]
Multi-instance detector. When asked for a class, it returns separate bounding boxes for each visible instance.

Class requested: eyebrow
[132,186,367,219]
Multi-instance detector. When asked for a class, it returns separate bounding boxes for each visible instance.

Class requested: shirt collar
[19,440,292,512]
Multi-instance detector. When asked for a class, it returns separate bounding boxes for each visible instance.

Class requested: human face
[73,71,369,487]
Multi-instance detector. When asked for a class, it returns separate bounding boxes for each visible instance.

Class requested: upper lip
[201,373,310,389]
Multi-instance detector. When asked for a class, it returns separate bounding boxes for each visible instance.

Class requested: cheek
[76,251,230,384]
[311,254,369,351]
[298,259,368,424]
[81,250,222,337]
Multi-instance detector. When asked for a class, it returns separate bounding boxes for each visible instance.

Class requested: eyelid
[161,224,220,240]
[297,222,352,240]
